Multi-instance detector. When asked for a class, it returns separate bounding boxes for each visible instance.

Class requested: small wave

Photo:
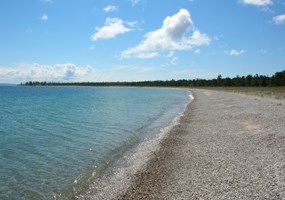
[189,94,194,100]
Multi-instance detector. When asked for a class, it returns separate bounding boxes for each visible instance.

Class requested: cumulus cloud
[0,63,94,83]
[240,0,273,6]
[273,14,285,25]
[121,9,210,58]
[91,18,131,41]
[103,5,117,12]
[225,49,246,56]
[41,14,48,21]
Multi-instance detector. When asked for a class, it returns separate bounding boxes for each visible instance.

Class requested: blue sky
[0,0,284,83]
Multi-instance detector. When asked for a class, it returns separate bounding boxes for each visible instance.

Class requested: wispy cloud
[173,69,218,79]
[166,51,178,65]
[240,0,273,7]
[126,21,139,27]
[91,18,131,41]
[111,65,161,73]
[130,0,142,5]
[41,0,53,3]
[194,49,201,54]
[41,14,48,22]
[121,9,210,59]
[103,5,117,12]
[259,48,268,54]
[225,49,246,56]
[136,52,159,59]
[273,14,285,25]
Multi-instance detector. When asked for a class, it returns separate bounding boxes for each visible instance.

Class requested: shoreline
[76,89,192,200]
[119,89,285,199]
[78,89,285,199]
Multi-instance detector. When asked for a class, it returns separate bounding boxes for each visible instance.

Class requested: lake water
[0,86,190,199]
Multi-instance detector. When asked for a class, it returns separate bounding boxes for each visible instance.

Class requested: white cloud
[121,9,210,58]
[167,51,175,58]
[103,5,117,12]
[0,63,166,83]
[130,0,141,5]
[165,51,178,65]
[273,14,285,25]
[194,49,201,54]
[0,63,94,83]
[240,0,273,6]
[41,14,48,21]
[126,21,138,27]
[170,56,178,65]
[136,52,159,59]
[91,18,131,41]
[225,49,246,56]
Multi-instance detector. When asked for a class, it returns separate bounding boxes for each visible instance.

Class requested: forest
[21,70,285,87]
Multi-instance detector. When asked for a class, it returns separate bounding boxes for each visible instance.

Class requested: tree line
[21,70,285,87]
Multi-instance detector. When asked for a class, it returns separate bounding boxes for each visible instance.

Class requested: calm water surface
[0,86,189,199]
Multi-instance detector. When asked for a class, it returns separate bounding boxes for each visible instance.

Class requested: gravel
[119,89,285,199]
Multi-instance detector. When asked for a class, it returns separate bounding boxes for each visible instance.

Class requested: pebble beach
[82,89,285,199]
[120,89,285,199]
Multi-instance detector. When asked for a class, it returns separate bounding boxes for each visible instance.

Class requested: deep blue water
[0,86,189,199]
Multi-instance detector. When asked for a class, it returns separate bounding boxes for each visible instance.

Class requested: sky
[0,0,284,83]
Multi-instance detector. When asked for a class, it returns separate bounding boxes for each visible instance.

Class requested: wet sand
[119,89,285,199]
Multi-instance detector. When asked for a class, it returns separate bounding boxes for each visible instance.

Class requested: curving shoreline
[77,89,191,200]
[119,89,285,199]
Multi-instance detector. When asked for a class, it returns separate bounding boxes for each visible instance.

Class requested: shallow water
[0,86,189,199]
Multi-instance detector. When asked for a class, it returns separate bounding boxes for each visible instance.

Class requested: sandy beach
[118,89,285,199]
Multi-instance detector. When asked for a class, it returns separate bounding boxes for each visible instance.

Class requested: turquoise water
[0,86,189,199]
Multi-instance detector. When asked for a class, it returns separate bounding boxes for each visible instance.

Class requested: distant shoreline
[18,70,285,88]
